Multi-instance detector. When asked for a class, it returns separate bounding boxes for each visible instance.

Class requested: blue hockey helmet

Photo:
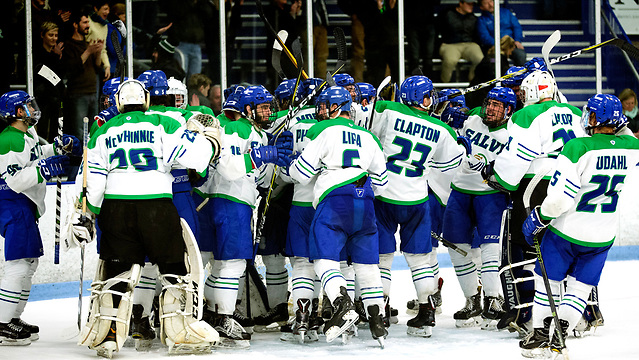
[482,86,517,128]
[0,90,41,126]
[137,70,169,96]
[222,85,245,113]
[357,82,376,104]
[333,73,355,88]
[101,77,128,110]
[437,88,466,108]
[400,75,437,109]
[502,66,527,87]
[301,78,324,104]
[582,94,628,134]
[315,86,352,120]
[274,79,296,104]
[240,85,276,127]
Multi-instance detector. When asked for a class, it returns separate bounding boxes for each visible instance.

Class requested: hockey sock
[352,263,385,315]
[429,251,441,284]
[291,257,315,312]
[532,274,562,329]
[132,263,158,317]
[405,253,437,303]
[14,258,37,319]
[0,259,34,323]
[340,261,355,301]
[314,259,346,303]
[378,253,394,296]
[448,244,478,298]
[479,243,501,297]
[560,276,592,333]
[204,260,221,311]
[211,259,245,315]
[262,254,289,306]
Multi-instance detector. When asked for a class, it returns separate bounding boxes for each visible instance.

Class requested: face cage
[481,98,509,128]
[251,99,279,130]
[173,94,186,109]
[315,102,329,121]
[99,94,112,111]
[21,101,41,127]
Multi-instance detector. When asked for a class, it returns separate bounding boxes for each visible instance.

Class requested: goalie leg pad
[78,261,141,354]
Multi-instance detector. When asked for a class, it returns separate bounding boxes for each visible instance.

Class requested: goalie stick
[77,117,89,331]
[523,167,569,359]
[54,115,63,264]
[272,30,288,80]
[256,0,308,79]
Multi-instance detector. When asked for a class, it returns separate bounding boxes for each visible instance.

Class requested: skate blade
[435,307,442,315]
[520,347,553,359]
[325,311,358,343]
[480,318,499,331]
[135,339,154,352]
[377,337,385,349]
[213,337,250,349]
[0,337,32,346]
[168,342,212,355]
[298,331,305,344]
[407,325,433,338]
[454,316,482,328]
[123,336,136,348]
[254,322,285,332]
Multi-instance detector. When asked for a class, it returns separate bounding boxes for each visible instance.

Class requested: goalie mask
[400,75,438,111]
[115,79,150,113]
[481,87,516,128]
[137,70,169,96]
[167,77,188,109]
[315,86,352,121]
[581,94,628,135]
[520,70,556,107]
[240,85,278,129]
[0,90,41,127]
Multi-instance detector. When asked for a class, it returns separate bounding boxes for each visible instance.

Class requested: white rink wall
[2,172,639,285]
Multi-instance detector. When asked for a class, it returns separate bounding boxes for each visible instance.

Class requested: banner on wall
[611,0,639,34]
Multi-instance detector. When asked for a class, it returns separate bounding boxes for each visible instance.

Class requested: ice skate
[233,310,255,334]
[130,304,155,351]
[307,298,322,341]
[367,305,387,348]
[321,295,333,321]
[382,296,398,327]
[520,316,568,359]
[406,296,436,338]
[10,318,38,341]
[280,298,311,344]
[0,321,31,346]
[209,314,251,349]
[453,292,482,328]
[92,323,117,359]
[354,297,368,327]
[481,295,505,330]
[433,277,444,314]
[324,287,358,343]
[254,302,288,331]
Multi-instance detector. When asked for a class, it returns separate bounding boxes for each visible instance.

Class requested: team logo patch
[355,188,364,198]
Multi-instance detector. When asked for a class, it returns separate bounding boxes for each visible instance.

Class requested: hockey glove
[71,210,96,244]
[38,155,70,181]
[189,168,209,187]
[250,145,291,168]
[272,130,294,150]
[524,57,548,72]
[481,160,510,193]
[55,134,82,156]
[442,106,469,129]
[522,206,549,246]
[457,135,472,156]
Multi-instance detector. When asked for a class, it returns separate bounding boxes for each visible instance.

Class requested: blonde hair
[40,21,59,37]
[487,35,516,57]
[619,88,637,104]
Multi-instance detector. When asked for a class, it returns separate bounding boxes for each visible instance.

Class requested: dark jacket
[440,8,478,44]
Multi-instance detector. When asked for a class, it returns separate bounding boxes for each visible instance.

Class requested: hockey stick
[542,30,561,77]
[54,115,63,264]
[111,29,126,80]
[272,30,289,80]
[333,27,347,73]
[367,76,391,130]
[77,117,89,331]
[523,168,569,359]
[430,231,468,256]
[256,0,308,79]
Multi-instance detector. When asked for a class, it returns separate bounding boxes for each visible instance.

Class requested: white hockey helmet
[115,79,150,113]
[167,77,188,109]
[520,71,557,107]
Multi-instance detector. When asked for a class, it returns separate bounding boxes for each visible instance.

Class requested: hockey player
[502,66,527,111]
[200,85,292,348]
[369,75,467,337]
[356,83,376,107]
[443,87,516,329]
[288,86,389,346]
[334,73,360,103]
[0,90,76,345]
[480,70,586,332]
[74,79,221,357]
[95,77,128,128]
[519,94,639,357]
[167,77,188,110]
[218,85,245,126]
[274,78,297,110]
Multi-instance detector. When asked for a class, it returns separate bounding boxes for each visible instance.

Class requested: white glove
[186,114,222,161]
[70,208,95,244]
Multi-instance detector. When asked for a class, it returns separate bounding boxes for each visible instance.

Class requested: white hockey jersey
[493,100,585,191]
[370,100,464,205]
[289,117,388,208]
[453,114,510,194]
[0,126,56,217]
[85,111,213,213]
[539,133,639,246]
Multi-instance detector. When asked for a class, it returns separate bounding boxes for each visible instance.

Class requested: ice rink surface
[3,260,638,360]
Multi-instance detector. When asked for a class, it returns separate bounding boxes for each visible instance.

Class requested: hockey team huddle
[1,55,638,360]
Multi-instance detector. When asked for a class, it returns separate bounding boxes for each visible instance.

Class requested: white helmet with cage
[167,77,188,109]
[115,79,150,113]
[520,71,557,107]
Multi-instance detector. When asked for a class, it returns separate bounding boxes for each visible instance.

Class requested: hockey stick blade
[325,71,337,87]
[333,27,347,73]
[542,30,561,76]
[272,30,288,80]
[367,76,391,130]
[111,30,125,79]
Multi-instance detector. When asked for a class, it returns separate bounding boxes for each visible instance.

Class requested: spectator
[163,0,207,80]
[619,88,639,137]
[150,39,186,81]
[105,3,127,78]
[476,0,526,66]
[33,21,65,143]
[208,84,222,116]
[187,73,213,108]
[86,1,111,81]
[61,7,104,140]
[438,0,484,83]
[405,0,440,78]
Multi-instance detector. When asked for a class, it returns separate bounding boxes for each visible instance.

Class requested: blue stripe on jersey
[300,156,319,172]
[566,179,580,189]
[516,154,533,162]
[519,143,540,156]
[563,191,575,198]
[295,163,312,178]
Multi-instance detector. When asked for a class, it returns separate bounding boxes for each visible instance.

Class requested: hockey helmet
[137,70,169,96]
[582,94,628,135]
[400,75,438,110]
[315,86,352,121]
[115,79,150,113]
[0,90,41,127]
[520,71,557,107]
[167,77,188,109]
[357,82,376,104]
[481,86,517,128]
[502,66,527,87]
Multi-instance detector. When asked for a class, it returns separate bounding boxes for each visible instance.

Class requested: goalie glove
[522,206,549,246]
[186,113,222,162]
[70,207,96,244]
